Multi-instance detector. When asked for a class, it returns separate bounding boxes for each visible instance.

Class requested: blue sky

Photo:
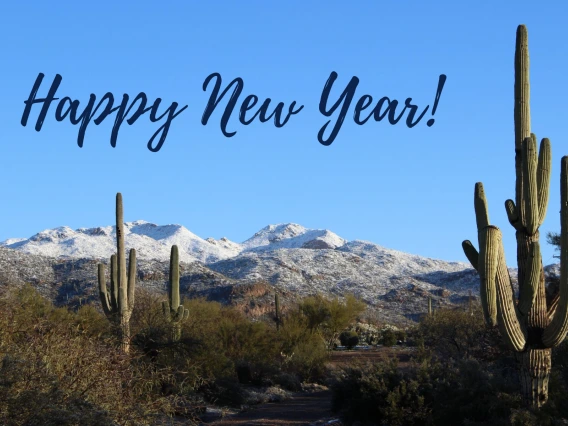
[1,1,567,266]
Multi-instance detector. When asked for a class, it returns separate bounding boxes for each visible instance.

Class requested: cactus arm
[542,156,568,347]
[162,300,171,321]
[98,263,113,316]
[468,183,499,326]
[474,182,490,229]
[128,248,136,310]
[492,228,527,351]
[537,138,552,225]
[466,229,527,349]
[478,226,499,326]
[514,24,530,213]
[548,294,559,321]
[522,134,539,235]
[174,305,186,322]
[505,199,522,231]
[462,240,479,270]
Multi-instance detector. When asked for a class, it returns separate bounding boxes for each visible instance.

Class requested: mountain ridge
[1,220,546,325]
[0,220,465,267]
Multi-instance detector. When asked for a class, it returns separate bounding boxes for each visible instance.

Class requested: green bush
[331,306,568,426]
[332,359,431,426]
[0,285,190,425]
[382,329,397,347]
[339,330,359,349]
[413,305,505,362]
[276,309,329,382]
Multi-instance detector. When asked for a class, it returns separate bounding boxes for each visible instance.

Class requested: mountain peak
[242,223,346,251]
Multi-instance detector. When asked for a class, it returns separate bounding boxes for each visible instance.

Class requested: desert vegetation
[331,303,568,426]
[0,281,368,425]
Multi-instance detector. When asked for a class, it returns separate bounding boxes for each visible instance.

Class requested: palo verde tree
[462,25,568,408]
[98,193,137,353]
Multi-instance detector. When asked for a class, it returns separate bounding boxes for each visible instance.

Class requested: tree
[547,231,561,258]
[298,293,366,349]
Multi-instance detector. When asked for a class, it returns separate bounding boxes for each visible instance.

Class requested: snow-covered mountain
[2,220,240,264]
[241,223,346,251]
[1,220,560,324]
[0,220,489,323]
[1,221,350,264]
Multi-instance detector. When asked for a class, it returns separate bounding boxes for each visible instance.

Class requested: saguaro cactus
[98,193,137,353]
[462,25,567,408]
[274,293,281,330]
[428,296,432,316]
[163,245,189,341]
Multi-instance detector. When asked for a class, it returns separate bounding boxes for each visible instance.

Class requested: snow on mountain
[0,220,481,304]
[337,240,471,277]
[1,222,348,263]
[241,223,346,251]
[209,242,478,302]
[205,236,243,254]
[1,220,240,264]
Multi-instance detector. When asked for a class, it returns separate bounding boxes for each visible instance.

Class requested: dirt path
[205,390,335,426]
[202,347,412,425]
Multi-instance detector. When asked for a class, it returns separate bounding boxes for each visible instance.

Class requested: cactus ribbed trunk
[116,193,129,353]
[120,316,131,354]
[517,349,551,407]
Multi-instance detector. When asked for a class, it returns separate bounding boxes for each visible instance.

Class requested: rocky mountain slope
[0,221,544,324]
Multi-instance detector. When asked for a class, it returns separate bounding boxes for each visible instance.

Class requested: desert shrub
[282,333,329,382]
[274,309,328,382]
[332,359,431,426]
[332,354,531,426]
[272,372,302,391]
[331,306,568,426]
[0,285,190,425]
[218,309,280,384]
[413,305,505,362]
[382,328,397,347]
[339,330,359,349]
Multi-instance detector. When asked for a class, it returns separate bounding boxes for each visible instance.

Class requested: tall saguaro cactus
[163,245,189,341]
[274,293,281,330]
[462,25,568,408]
[98,193,137,353]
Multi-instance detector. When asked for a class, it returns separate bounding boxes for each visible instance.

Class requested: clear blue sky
[1,1,566,266]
